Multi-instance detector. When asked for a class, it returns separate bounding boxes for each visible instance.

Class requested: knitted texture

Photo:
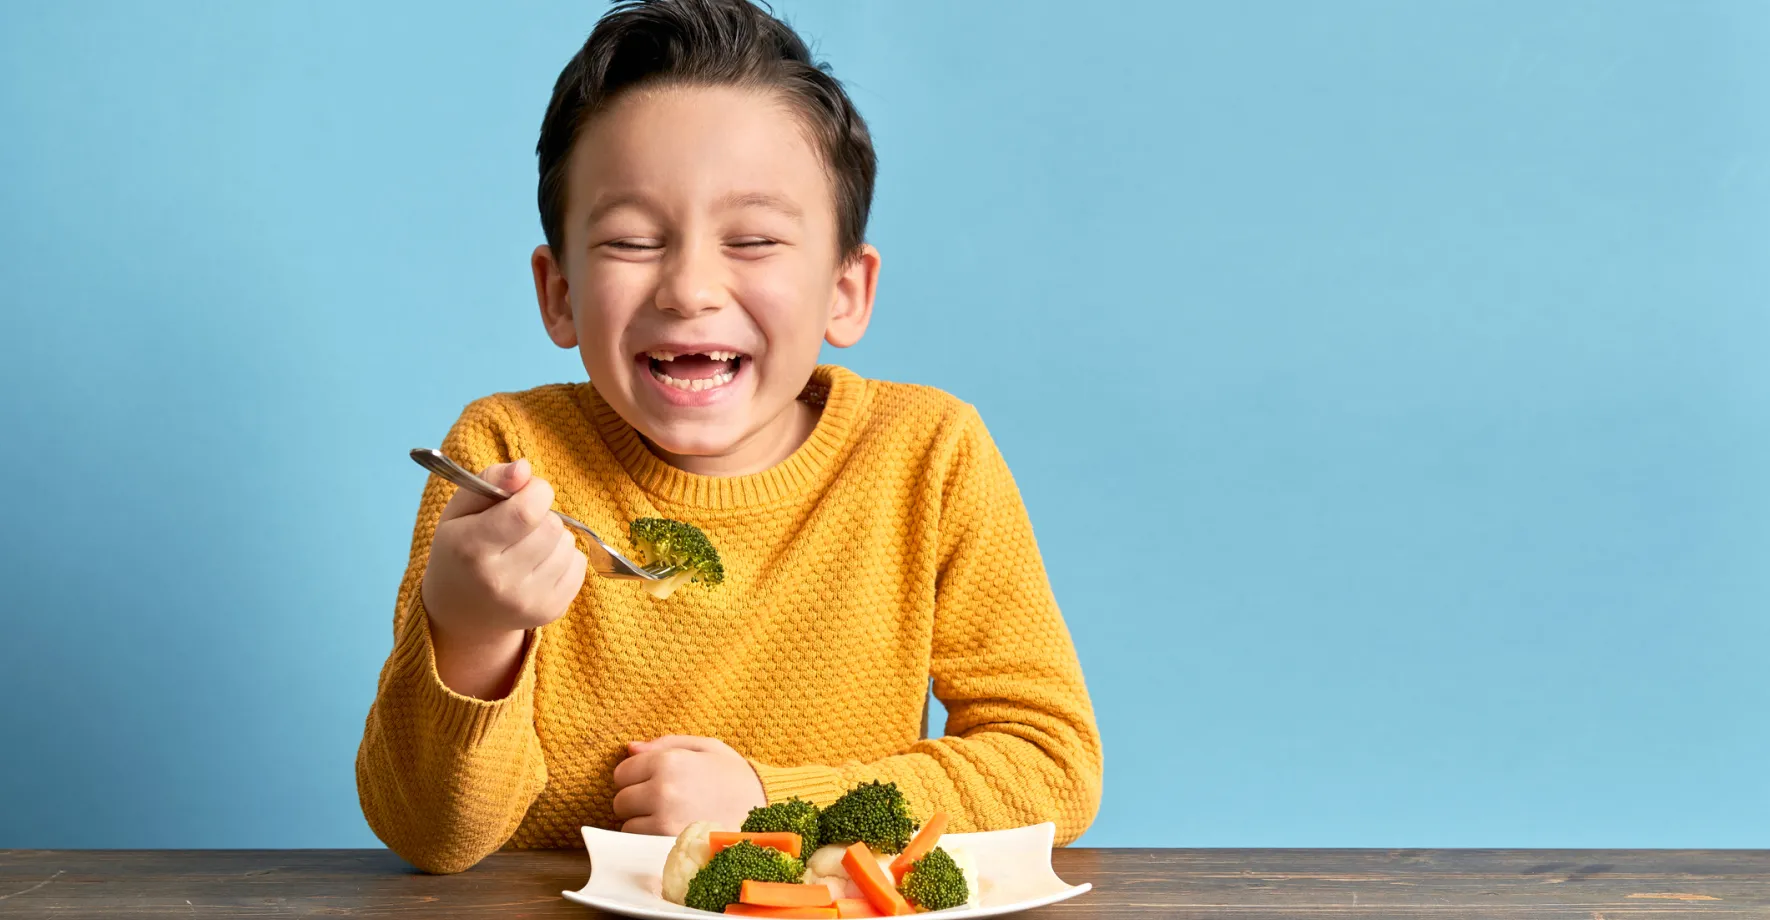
[356,365,1103,874]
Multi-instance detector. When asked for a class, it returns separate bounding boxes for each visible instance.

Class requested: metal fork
[409,448,678,582]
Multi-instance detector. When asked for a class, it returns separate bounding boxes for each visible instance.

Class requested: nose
[653,238,727,319]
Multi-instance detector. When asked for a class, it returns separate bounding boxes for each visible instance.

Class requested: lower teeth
[655,369,735,392]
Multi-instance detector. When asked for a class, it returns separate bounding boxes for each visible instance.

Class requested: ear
[825,244,880,349]
[533,244,578,349]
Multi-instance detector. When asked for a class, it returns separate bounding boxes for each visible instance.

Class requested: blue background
[2,0,1765,849]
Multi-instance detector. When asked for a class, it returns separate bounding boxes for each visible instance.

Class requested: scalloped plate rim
[562,821,1092,919]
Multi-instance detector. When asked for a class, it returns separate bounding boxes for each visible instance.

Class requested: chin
[639,421,748,459]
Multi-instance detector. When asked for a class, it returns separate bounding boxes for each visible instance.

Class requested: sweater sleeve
[355,398,550,873]
[751,408,1104,845]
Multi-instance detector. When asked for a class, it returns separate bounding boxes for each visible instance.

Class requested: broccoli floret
[682,840,803,913]
[741,797,822,855]
[628,517,725,599]
[818,781,918,854]
[897,846,969,912]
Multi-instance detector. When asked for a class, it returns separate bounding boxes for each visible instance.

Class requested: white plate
[563,822,1092,918]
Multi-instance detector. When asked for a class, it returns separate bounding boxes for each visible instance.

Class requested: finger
[507,534,582,624]
[479,475,558,547]
[437,459,531,523]
[502,514,571,582]
[486,492,566,566]
[532,526,581,583]
[639,735,723,754]
[621,815,672,836]
[611,778,660,820]
[545,544,589,612]
[611,750,660,789]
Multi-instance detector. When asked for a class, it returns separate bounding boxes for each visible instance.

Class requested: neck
[650,398,822,478]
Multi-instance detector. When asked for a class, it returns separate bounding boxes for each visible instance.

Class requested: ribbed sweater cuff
[749,760,845,805]
[388,598,539,749]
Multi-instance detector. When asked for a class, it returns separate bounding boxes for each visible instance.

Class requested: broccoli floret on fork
[628,517,725,599]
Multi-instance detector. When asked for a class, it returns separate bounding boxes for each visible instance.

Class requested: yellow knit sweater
[356,365,1103,874]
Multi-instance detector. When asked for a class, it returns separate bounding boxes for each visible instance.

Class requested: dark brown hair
[536,0,876,259]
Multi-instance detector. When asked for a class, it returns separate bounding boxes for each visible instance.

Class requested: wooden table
[2,848,1766,918]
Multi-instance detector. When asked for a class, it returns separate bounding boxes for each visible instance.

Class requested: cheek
[574,266,648,348]
[735,261,832,345]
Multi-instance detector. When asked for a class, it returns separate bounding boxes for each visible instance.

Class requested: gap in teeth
[646,349,744,362]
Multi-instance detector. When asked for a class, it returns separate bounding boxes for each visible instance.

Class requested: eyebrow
[582,190,804,230]
[582,193,652,229]
[716,191,803,221]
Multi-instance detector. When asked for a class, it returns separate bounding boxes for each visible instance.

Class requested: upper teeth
[647,349,741,362]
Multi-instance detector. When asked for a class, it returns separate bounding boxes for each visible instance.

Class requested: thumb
[639,735,721,753]
[438,458,531,521]
[487,458,532,492]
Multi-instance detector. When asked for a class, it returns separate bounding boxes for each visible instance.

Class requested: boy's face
[533,85,878,472]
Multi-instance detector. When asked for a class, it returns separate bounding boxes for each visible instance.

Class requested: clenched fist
[612,736,768,836]
[420,458,588,699]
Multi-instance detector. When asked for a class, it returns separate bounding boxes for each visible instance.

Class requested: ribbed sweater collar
[575,364,867,510]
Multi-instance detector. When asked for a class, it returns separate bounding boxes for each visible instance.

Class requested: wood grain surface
[2,847,1766,918]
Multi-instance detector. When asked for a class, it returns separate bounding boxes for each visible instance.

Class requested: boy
[357,0,1102,874]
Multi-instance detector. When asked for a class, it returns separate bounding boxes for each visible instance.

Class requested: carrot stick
[709,831,804,858]
[841,842,913,917]
[834,898,885,918]
[888,811,948,883]
[722,906,840,919]
[739,881,835,908]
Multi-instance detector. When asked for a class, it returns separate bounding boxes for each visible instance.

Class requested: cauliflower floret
[944,843,982,908]
[802,844,857,899]
[660,820,721,905]
[801,870,848,902]
[805,844,849,880]
[800,844,898,902]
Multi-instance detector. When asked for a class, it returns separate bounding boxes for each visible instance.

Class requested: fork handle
[410,448,516,504]
[409,447,653,580]
[410,448,594,534]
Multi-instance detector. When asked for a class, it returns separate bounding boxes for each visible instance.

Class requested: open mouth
[643,349,747,393]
